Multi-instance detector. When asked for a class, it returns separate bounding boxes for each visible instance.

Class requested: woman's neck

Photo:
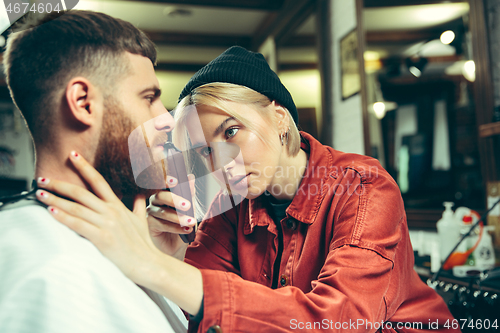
[267,148,308,201]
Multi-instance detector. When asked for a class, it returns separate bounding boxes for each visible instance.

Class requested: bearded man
[0,10,184,333]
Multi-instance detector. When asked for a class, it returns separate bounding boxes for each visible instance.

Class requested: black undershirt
[264,192,292,289]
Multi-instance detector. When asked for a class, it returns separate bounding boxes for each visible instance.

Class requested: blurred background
[1,0,500,323]
[0,0,499,229]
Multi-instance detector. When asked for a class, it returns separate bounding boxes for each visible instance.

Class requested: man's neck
[35,150,91,191]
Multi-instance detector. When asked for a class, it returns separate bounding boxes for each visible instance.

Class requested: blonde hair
[172,83,301,215]
[173,82,301,156]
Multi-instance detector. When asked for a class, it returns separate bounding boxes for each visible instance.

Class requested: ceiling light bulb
[462,60,475,82]
[373,102,387,119]
[440,30,455,45]
[409,66,421,77]
[364,51,380,61]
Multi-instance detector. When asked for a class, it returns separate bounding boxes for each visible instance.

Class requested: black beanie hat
[178,46,298,124]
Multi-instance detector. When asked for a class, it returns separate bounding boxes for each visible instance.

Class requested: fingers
[46,205,100,239]
[149,190,192,212]
[188,174,196,199]
[66,151,120,203]
[148,214,194,235]
[164,176,178,188]
[36,177,110,214]
[133,195,147,218]
[147,204,196,227]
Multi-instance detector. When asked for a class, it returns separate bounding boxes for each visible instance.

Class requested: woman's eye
[200,146,212,157]
[225,127,239,139]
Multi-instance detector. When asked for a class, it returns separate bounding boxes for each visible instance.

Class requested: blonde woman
[37,46,458,332]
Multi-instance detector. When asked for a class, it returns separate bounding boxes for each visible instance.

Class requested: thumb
[132,194,147,217]
[188,174,197,225]
[188,174,196,199]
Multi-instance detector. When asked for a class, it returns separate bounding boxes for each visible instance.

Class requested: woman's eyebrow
[191,143,207,150]
[213,117,235,137]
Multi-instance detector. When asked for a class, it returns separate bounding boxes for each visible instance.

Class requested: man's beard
[93,97,168,198]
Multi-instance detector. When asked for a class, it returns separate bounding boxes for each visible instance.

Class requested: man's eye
[145,96,154,104]
[225,127,238,139]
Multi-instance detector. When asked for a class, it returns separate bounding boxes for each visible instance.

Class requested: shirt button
[280,274,289,287]
[286,219,297,230]
[207,325,222,333]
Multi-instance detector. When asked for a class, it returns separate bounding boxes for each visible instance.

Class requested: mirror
[361,1,485,222]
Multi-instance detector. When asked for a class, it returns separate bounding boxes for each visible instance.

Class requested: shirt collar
[244,132,335,234]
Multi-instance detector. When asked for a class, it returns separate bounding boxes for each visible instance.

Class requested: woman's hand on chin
[35,151,165,285]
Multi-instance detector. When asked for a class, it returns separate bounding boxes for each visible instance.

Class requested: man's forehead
[121,52,159,89]
[124,52,155,74]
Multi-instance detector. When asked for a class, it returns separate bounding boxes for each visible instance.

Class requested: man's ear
[271,100,290,132]
[65,77,101,126]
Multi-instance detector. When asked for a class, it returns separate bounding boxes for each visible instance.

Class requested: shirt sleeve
[185,192,241,276]
[184,170,457,333]
[189,249,396,332]
[0,252,175,333]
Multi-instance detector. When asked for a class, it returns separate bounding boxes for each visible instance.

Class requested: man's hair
[3,10,157,147]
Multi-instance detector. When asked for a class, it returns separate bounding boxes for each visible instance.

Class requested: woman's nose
[223,159,236,173]
[212,146,237,173]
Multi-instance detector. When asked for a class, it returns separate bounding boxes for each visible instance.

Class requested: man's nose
[154,110,175,133]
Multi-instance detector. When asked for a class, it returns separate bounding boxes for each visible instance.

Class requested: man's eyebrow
[139,86,162,97]
[214,116,235,137]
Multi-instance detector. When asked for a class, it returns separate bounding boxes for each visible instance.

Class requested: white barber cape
[0,203,186,333]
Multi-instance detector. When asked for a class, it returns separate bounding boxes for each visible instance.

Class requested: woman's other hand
[147,174,197,259]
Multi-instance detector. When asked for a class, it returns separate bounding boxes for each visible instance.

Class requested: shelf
[479,122,500,138]
[415,264,500,293]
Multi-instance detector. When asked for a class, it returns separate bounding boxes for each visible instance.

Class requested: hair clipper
[163,142,196,243]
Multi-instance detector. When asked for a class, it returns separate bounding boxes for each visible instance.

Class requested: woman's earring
[280,127,290,146]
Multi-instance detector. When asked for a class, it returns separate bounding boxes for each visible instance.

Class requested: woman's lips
[228,174,249,192]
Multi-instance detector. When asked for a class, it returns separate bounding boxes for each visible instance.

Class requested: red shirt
[185,132,458,332]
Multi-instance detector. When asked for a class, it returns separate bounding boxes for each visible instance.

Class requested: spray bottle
[436,202,461,263]
[473,225,496,270]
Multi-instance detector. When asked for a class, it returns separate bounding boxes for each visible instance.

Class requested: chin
[243,188,265,200]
